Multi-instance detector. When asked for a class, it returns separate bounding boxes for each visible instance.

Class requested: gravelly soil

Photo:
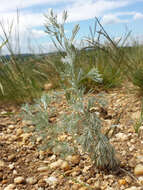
[0,84,143,190]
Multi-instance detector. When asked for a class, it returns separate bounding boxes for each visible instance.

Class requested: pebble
[60,161,71,171]
[14,176,25,184]
[124,176,132,184]
[9,163,15,170]
[39,150,45,160]
[44,83,53,91]
[36,137,43,143]
[0,160,5,167]
[138,176,143,184]
[118,178,127,185]
[8,154,16,162]
[0,172,3,180]
[4,184,15,190]
[20,133,31,142]
[37,166,49,172]
[79,187,88,190]
[22,120,34,125]
[115,132,128,141]
[16,128,23,136]
[8,125,15,130]
[26,177,37,185]
[50,159,63,169]
[136,155,143,163]
[66,155,80,165]
[44,176,58,185]
[49,155,56,161]
[134,164,143,176]
[72,184,81,190]
[13,170,17,175]
[125,187,138,190]
[129,145,135,151]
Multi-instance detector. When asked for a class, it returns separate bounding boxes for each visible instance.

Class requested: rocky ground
[0,84,143,190]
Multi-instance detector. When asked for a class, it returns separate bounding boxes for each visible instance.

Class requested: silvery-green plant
[21,91,119,170]
[44,9,102,98]
[59,93,119,170]
[45,10,119,170]
[21,93,75,156]
[20,10,119,171]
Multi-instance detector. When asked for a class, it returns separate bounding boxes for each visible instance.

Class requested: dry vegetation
[0,10,143,190]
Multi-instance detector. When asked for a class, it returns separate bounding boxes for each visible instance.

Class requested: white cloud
[0,0,76,13]
[133,12,143,20]
[0,0,142,54]
[31,29,46,38]
[64,0,130,22]
[102,14,129,25]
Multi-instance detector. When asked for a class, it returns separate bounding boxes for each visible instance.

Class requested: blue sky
[0,0,143,54]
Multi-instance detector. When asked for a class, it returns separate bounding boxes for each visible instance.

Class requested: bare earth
[0,84,143,190]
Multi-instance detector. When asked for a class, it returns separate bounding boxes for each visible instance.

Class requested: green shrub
[20,10,120,171]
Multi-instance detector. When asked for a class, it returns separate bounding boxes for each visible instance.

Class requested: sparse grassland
[0,10,143,189]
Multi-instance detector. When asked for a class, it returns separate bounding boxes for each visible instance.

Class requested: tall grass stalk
[0,15,49,103]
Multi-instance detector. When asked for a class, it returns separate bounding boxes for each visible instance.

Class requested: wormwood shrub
[44,10,102,93]
[21,91,119,170]
[21,9,119,171]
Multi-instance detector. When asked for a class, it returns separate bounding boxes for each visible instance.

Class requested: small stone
[44,176,58,185]
[8,125,15,130]
[26,177,37,185]
[128,158,135,168]
[0,160,5,167]
[66,155,80,165]
[14,176,25,184]
[22,120,33,126]
[72,184,81,190]
[9,163,14,170]
[125,187,138,190]
[57,134,67,141]
[50,159,63,169]
[16,128,23,136]
[79,187,88,190]
[115,132,128,141]
[0,172,3,180]
[13,170,17,175]
[136,155,143,163]
[1,111,7,115]
[2,179,8,184]
[60,161,71,171]
[138,176,143,184]
[71,170,81,177]
[37,137,43,143]
[44,83,53,91]
[134,164,143,176]
[7,129,11,133]
[49,155,56,161]
[125,176,132,184]
[118,178,127,185]
[129,145,135,152]
[4,184,16,190]
[20,133,31,142]
[39,150,45,160]
[37,166,49,172]
[38,178,46,187]
[8,154,16,162]
[9,135,17,141]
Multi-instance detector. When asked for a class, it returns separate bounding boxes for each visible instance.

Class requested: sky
[0,0,143,54]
